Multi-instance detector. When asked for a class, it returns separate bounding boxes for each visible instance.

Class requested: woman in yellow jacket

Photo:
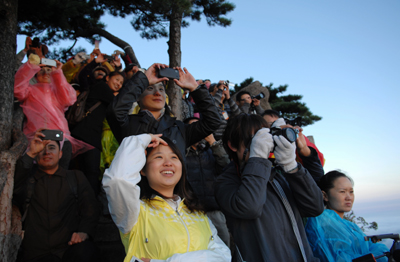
[102,133,231,262]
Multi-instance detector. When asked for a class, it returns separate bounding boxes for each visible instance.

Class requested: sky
[17,0,400,247]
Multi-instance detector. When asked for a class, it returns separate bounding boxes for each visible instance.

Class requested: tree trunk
[77,28,141,68]
[167,7,183,120]
[0,107,27,262]
[0,1,29,261]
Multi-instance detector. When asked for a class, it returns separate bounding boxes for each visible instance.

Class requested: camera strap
[270,177,308,262]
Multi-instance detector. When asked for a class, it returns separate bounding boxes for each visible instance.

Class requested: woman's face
[107,74,124,93]
[139,83,166,112]
[142,144,182,197]
[324,177,354,218]
[36,67,52,83]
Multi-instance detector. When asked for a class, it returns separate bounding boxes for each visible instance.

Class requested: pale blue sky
[17,0,400,237]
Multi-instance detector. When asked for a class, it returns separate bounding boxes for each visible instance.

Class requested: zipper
[175,208,190,252]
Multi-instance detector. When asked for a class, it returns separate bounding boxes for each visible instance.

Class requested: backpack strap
[67,170,79,202]
[85,101,102,117]
[269,175,308,262]
[21,176,37,222]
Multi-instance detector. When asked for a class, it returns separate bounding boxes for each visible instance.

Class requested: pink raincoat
[14,62,92,157]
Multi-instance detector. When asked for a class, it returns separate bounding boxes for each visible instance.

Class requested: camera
[196,139,208,151]
[285,117,302,127]
[252,92,265,100]
[269,127,298,143]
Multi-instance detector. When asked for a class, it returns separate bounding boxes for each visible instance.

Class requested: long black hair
[138,136,204,213]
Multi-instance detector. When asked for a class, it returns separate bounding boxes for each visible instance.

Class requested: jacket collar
[34,166,66,180]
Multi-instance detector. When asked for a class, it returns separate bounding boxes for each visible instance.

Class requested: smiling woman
[102,134,231,262]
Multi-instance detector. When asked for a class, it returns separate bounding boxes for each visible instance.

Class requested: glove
[28,53,40,66]
[249,128,274,159]
[271,118,286,128]
[273,135,298,172]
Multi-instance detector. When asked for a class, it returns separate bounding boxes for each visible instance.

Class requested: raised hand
[173,67,198,92]
[144,63,169,86]
[27,129,50,158]
[148,134,168,148]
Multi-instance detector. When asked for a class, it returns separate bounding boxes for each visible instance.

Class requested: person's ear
[140,170,146,177]
[106,75,110,82]
[227,141,238,152]
[322,190,328,202]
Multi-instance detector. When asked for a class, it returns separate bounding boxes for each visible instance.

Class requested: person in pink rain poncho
[14,55,92,168]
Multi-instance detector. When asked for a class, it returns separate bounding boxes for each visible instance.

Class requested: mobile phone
[158,68,179,80]
[103,54,115,61]
[94,40,99,50]
[41,130,63,141]
[41,58,57,67]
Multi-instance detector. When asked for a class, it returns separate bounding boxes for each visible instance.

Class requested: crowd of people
[12,36,390,262]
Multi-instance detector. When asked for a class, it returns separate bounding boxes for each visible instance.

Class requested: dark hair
[183,116,199,124]
[139,136,204,213]
[107,70,125,80]
[318,170,354,206]
[262,109,280,118]
[223,114,268,164]
[208,83,217,94]
[235,91,251,102]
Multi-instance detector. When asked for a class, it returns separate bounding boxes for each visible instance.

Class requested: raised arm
[51,61,77,108]
[173,67,221,147]
[14,61,40,102]
[102,134,151,234]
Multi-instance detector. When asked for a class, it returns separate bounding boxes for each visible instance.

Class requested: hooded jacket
[102,134,231,262]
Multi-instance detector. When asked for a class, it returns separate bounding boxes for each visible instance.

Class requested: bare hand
[252,98,260,106]
[24,36,32,52]
[27,129,50,158]
[223,89,230,100]
[141,258,151,262]
[204,133,216,146]
[92,49,101,57]
[145,63,169,86]
[148,134,168,148]
[53,60,63,71]
[113,55,121,68]
[296,130,311,157]
[95,53,107,64]
[68,232,88,245]
[174,67,198,92]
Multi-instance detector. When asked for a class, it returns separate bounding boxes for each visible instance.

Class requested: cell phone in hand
[41,130,63,141]
[158,68,179,80]
[41,58,57,67]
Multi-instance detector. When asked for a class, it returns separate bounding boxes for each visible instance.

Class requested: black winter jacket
[71,80,115,150]
[185,141,230,211]
[215,158,324,262]
[13,154,100,261]
[107,72,221,159]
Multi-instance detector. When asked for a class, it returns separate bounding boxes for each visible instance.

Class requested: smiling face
[324,176,355,218]
[36,141,62,173]
[106,74,124,93]
[36,66,52,83]
[141,144,182,198]
[139,83,166,113]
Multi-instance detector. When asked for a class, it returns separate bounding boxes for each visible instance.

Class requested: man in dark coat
[215,114,324,262]
[13,130,100,262]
